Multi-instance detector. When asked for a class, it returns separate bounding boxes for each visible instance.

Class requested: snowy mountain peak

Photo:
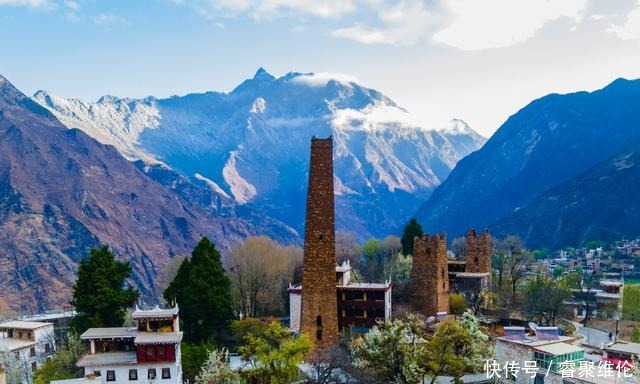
[253,67,275,81]
[31,69,487,238]
[440,118,483,137]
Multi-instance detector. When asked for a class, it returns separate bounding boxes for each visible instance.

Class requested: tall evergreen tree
[164,237,233,344]
[71,245,138,334]
[401,218,424,256]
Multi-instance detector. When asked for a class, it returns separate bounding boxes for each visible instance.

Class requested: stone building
[465,229,492,273]
[410,233,450,316]
[290,261,392,336]
[409,229,493,317]
[300,136,339,348]
[449,229,492,299]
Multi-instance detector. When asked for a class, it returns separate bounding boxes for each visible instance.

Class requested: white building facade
[69,306,183,384]
[0,321,56,384]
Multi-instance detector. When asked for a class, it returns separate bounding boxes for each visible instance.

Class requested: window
[106,370,116,382]
[161,368,171,379]
[129,369,138,381]
[30,347,36,357]
[316,315,322,340]
[148,368,156,380]
[31,362,37,372]
[93,371,101,377]
[44,343,51,353]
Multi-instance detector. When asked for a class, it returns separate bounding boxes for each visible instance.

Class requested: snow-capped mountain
[34,68,485,238]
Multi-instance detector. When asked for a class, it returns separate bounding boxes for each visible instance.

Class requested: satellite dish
[529,322,538,333]
[426,316,436,323]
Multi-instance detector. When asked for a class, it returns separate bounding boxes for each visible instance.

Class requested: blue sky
[2,0,640,136]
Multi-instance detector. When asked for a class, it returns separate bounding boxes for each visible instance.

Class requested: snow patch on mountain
[194,173,231,199]
[438,118,481,136]
[250,97,266,114]
[222,149,258,204]
[32,90,160,162]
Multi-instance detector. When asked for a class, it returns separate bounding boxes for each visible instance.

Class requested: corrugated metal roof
[134,332,183,345]
[605,342,640,355]
[80,327,137,340]
[0,321,53,330]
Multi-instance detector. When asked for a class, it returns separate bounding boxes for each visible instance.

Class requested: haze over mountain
[0,74,294,312]
[34,68,486,238]
[415,78,640,247]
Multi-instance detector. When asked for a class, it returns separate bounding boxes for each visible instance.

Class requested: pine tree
[401,218,424,256]
[164,237,233,343]
[71,245,138,334]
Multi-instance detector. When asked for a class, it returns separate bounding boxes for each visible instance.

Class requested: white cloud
[63,0,78,11]
[289,72,360,87]
[0,0,54,9]
[331,101,429,132]
[334,0,446,46]
[175,0,590,48]
[432,0,587,50]
[175,0,355,20]
[607,1,640,40]
[93,12,126,27]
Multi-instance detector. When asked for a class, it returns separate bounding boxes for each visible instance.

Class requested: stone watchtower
[410,233,450,316]
[300,136,339,348]
[465,229,492,273]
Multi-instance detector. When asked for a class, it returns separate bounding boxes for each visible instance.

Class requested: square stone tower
[465,229,492,273]
[410,233,450,316]
[300,136,339,348]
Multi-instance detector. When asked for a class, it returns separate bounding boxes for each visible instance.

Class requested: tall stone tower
[300,136,339,348]
[465,229,492,273]
[410,233,450,316]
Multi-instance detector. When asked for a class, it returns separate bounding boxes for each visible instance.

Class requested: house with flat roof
[0,320,55,384]
[60,305,182,384]
[495,326,588,384]
[604,341,640,363]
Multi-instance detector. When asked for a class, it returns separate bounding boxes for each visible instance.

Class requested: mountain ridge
[0,73,295,312]
[34,68,486,239]
[415,77,640,245]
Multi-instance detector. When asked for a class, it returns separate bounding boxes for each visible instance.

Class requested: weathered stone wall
[410,233,450,316]
[465,228,492,274]
[300,136,339,348]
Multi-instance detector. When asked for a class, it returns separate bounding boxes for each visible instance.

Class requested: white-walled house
[53,305,182,384]
[0,321,56,384]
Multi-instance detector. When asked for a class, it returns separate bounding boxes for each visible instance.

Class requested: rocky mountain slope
[415,78,640,246]
[0,74,293,312]
[491,144,640,248]
[34,69,485,238]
